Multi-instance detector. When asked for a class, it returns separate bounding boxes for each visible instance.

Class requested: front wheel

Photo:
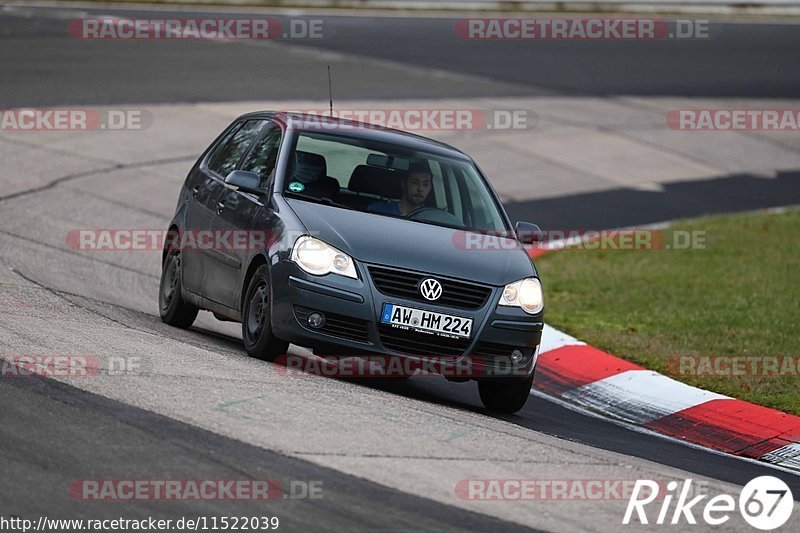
[242,265,289,361]
[159,247,199,328]
[478,374,534,414]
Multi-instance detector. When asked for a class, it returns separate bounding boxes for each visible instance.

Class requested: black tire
[478,375,534,414]
[242,265,289,361]
[159,246,199,328]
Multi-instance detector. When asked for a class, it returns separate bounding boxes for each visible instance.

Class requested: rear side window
[207,120,266,178]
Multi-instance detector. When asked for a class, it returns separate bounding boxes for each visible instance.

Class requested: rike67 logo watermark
[624,476,794,530]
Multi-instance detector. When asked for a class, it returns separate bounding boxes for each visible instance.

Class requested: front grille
[294,306,370,343]
[377,324,471,356]
[368,266,492,309]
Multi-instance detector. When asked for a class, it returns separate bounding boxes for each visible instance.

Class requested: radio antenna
[327,65,334,116]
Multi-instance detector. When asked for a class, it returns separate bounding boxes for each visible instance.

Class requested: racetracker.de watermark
[66,229,309,252]
[455,479,710,501]
[0,355,100,378]
[455,18,710,40]
[453,229,707,252]
[68,480,323,501]
[0,355,145,377]
[667,109,800,131]
[68,17,323,40]
[669,355,800,377]
[273,354,531,379]
[0,108,151,131]
[279,109,534,131]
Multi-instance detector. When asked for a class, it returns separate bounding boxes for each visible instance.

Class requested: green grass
[536,209,800,415]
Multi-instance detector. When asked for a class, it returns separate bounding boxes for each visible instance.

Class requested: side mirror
[515,221,543,244]
[224,170,262,195]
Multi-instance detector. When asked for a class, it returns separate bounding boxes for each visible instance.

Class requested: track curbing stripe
[534,324,800,472]
[562,369,729,425]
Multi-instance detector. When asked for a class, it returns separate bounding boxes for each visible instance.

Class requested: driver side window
[207,119,266,178]
[241,122,283,188]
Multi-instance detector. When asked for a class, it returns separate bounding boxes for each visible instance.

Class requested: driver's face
[403,172,432,208]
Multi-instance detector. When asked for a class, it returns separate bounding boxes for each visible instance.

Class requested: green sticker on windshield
[289,181,305,192]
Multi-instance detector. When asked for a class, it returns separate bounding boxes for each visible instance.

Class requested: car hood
[287,199,536,286]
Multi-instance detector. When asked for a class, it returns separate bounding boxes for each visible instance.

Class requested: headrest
[293,151,327,183]
[348,165,405,199]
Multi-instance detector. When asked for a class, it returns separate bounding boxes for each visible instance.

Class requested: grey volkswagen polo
[159,111,544,413]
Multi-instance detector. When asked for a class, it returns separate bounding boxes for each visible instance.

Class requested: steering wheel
[406,206,464,227]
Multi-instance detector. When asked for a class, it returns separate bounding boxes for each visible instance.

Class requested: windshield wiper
[283,191,356,211]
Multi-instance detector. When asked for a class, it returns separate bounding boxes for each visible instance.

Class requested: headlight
[499,277,543,315]
[291,236,358,279]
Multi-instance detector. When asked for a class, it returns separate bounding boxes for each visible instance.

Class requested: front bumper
[271,259,543,380]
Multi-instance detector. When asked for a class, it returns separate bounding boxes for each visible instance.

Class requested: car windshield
[281,130,508,232]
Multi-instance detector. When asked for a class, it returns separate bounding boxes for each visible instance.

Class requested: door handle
[191,186,200,198]
[216,201,225,214]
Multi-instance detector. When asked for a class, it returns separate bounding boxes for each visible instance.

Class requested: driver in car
[369,161,432,216]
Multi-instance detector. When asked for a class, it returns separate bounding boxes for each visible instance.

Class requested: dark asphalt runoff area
[2,6,800,106]
[1,4,799,530]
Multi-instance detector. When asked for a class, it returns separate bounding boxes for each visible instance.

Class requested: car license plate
[380,303,472,339]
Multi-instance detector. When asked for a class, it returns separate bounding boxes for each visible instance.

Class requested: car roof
[235,110,473,161]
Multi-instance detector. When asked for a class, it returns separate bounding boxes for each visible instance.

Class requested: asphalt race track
[4,6,800,105]
[1,4,799,531]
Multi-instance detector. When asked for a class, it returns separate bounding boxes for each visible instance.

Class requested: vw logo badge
[419,278,443,301]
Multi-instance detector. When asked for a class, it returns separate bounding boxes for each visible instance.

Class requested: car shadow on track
[186,324,500,415]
